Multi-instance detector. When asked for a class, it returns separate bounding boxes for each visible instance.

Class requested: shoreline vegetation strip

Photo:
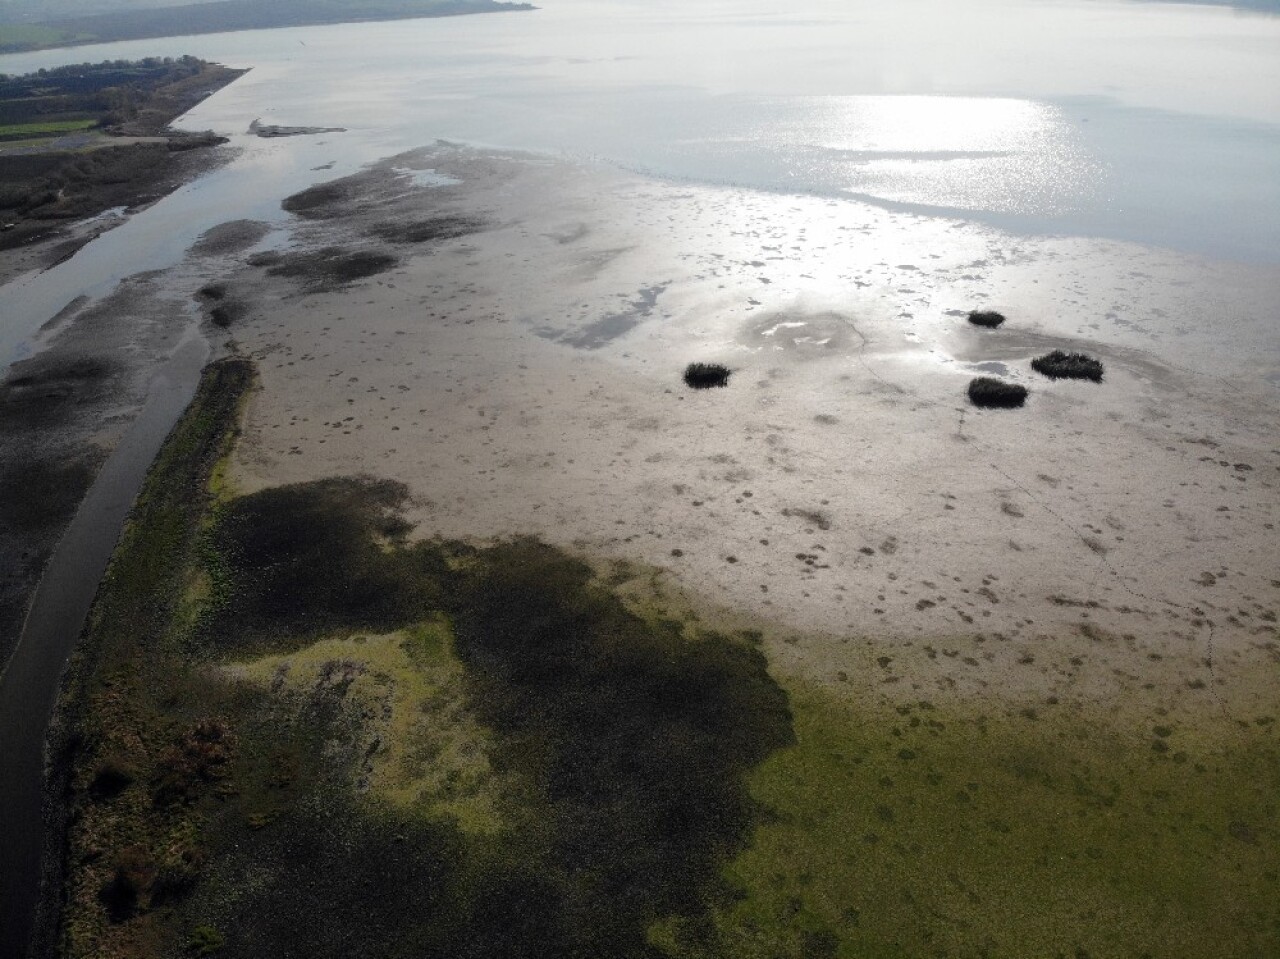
[45,355,1279,958]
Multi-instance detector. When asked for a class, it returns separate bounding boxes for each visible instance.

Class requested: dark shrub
[88,754,135,801]
[968,376,1028,409]
[1031,350,1104,382]
[684,363,730,389]
[99,845,154,921]
[968,310,1006,328]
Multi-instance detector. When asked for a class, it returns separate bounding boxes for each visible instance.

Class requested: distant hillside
[0,0,213,27]
[0,0,534,53]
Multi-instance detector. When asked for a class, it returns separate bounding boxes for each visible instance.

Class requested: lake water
[2,0,1279,363]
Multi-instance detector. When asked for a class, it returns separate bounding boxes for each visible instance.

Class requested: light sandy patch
[221,623,513,832]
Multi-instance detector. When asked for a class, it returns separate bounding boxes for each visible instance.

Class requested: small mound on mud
[280,180,360,220]
[370,215,481,245]
[251,246,398,291]
[1031,350,1104,382]
[967,376,1027,408]
[189,220,271,257]
[968,310,1006,328]
[684,363,731,389]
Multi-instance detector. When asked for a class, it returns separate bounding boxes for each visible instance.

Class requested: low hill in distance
[0,0,534,53]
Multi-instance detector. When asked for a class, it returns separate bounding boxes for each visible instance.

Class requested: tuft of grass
[968,310,1006,328]
[968,376,1027,409]
[684,362,731,389]
[1031,349,1104,382]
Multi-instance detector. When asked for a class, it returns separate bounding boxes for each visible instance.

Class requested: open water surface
[1,0,1279,364]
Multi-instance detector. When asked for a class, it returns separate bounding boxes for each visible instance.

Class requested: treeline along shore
[0,56,246,264]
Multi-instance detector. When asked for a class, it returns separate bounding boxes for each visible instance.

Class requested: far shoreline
[0,0,535,54]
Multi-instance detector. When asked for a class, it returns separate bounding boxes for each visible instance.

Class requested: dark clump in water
[968,376,1028,408]
[1031,350,1104,382]
[968,310,1006,328]
[684,362,731,388]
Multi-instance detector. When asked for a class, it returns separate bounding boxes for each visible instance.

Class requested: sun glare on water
[772,94,1104,216]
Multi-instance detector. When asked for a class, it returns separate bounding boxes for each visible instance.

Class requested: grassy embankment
[0,119,97,142]
[55,357,1278,958]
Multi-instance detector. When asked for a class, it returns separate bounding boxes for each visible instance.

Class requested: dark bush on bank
[684,362,731,389]
[968,376,1027,408]
[968,310,1006,328]
[88,754,135,801]
[1031,350,1104,382]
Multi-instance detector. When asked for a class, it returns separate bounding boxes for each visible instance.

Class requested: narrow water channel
[0,331,209,959]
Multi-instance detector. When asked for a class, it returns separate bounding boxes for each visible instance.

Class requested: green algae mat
[51,358,1278,959]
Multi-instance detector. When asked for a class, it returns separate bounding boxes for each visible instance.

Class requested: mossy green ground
[0,118,96,139]
[693,682,1279,959]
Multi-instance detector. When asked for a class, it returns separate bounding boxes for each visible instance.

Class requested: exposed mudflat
[212,144,1278,725]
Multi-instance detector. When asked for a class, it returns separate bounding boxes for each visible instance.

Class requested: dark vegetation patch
[684,362,731,389]
[967,310,1006,328]
[1031,349,1104,382]
[199,477,438,653]
[369,214,481,245]
[0,354,117,430]
[206,300,247,329]
[448,539,794,956]
[59,378,793,957]
[253,246,398,290]
[193,529,791,958]
[0,450,100,537]
[967,376,1028,409]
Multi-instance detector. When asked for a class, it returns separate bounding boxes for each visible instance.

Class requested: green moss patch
[685,681,1280,959]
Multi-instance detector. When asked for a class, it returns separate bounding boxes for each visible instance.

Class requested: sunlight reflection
[754,95,1103,216]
